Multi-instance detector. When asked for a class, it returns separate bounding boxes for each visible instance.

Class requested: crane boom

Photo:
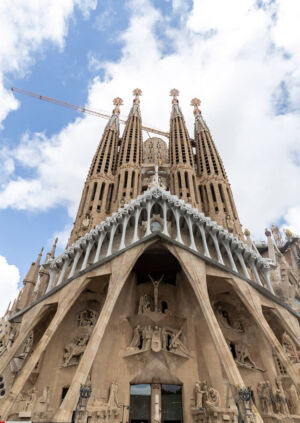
[11,86,169,138]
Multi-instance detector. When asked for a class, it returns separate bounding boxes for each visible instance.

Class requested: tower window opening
[178,172,182,189]
[210,184,217,202]
[204,186,209,212]
[99,183,105,201]
[114,175,120,201]
[106,183,114,212]
[199,185,204,204]
[124,171,128,188]
[184,172,189,189]
[91,182,97,201]
[131,171,135,188]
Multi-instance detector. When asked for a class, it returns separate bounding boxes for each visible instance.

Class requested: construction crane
[11,86,169,139]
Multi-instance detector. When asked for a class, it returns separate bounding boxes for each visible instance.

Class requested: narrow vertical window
[91,182,97,201]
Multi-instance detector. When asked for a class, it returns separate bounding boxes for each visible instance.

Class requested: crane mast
[11,87,169,138]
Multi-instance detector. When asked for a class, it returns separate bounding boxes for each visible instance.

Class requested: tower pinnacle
[192,98,243,237]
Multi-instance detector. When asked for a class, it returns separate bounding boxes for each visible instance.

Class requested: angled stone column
[53,243,146,422]
[69,245,83,277]
[232,280,300,392]
[185,215,197,251]
[161,201,169,236]
[46,262,60,293]
[197,221,211,258]
[119,215,130,250]
[93,231,106,263]
[132,207,141,243]
[81,235,95,270]
[168,245,264,423]
[0,275,93,419]
[57,253,71,285]
[173,207,183,243]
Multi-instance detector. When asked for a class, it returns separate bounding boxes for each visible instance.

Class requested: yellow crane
[11,87,169,138]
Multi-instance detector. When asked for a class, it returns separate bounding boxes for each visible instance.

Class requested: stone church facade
[0,89,299,423]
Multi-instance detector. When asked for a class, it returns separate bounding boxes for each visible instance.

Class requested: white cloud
[0,255,20,317]
[0,0,300,241]
[0,0,98,128]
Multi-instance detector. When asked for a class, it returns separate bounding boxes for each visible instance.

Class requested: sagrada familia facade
[0,89,299,423]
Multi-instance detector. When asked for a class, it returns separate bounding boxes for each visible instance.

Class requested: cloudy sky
[0,0,299,315]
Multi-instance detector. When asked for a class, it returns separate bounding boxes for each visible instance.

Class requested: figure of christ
[148,274,164,312]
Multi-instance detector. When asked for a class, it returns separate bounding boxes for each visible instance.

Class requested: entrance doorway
[130,384,151,423]
[129,384,183,423]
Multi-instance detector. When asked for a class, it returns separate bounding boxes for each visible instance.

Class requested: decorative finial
[112,97,123,116]
[244,229,250,237]
[133,88,142,104]
[191,98,201,115]
[50,237,58,258]
[170,89,179,104]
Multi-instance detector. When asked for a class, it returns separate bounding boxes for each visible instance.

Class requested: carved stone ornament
[10,331,34,374]
[88,381,121,419]
[257,381,272,414]
[215,304,244,333]
[62,333,90,367]
[282,331,299,363]
[125,324,190,358]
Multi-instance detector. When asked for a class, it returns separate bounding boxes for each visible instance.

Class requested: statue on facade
[282,332,298,363]
[257,381,272,414]
[216,304,243,333]
[62,333,90,367]
[235,343,256,369]
[286,383,300,415]
[193,380,220,410]
[78,309,98,327]
[273,378,289,415]
[128,325,142,350]
[138,294,151,314]
[149,274,164,312]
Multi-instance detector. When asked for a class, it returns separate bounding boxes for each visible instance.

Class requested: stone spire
[192,98,243,238]
[114,89,143,207]
[69,98,122,244]
[16,247,44,311]
[169,89,198,206]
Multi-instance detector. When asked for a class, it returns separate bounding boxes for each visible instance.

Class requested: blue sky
[0,0,299,313]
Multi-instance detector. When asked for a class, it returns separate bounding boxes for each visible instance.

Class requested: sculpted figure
[107,381,119,408]
[142,326,153,350]
[235,343,256,368]
[151,326,162,352]
[169,329,189,356]
[149,275,164,312]
[273,378,289,415]
[257,381,272,414]
[287,384,300,415]
[128,325,141,350]
[138,294,151,314]
[282,332,298,363]
[194,381,204,407]
[78,309,98,327]
[194,381,220,409]
[62,334,90,367]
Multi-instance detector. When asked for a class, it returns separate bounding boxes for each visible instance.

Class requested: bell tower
[169,89,199,207]
[192,98,243,238]
[69,97,122,244]
[113,89,143,208]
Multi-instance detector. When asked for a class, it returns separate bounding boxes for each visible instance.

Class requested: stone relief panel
[215,303,244,333]
[125,324,190,357]
[256,377,300,418]
[62,308,98,368]
[88,381,121,420]
[10,331,33,374]
[191,380,237,422]
[281,331,299,364]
